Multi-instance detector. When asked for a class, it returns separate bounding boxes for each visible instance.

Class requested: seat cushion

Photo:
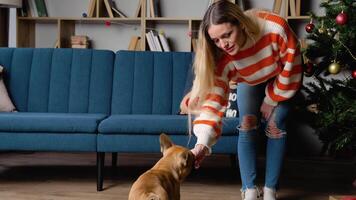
[0,112,107,133]
[98,114,239,135]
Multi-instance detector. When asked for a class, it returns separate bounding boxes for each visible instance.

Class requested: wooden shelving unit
[0,8,9,47]
[16,0,311,51]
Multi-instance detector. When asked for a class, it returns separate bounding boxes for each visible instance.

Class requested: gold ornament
[318,28,326,34]
[328,62,341,74]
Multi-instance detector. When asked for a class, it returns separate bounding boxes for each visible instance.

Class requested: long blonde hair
[188,0,260,113]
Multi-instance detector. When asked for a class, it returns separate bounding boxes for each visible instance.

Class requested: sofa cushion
[0,48,114,114]
[111,51,193,115]
[0,112,107,133]
[98,114,239,135]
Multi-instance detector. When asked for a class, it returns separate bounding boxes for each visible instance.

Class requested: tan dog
[128,133,195,200]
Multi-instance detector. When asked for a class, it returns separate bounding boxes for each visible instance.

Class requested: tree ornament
[336,11,348,25]
[328,61,341,74]
[352,70,356,79]
[304,62,315,77]
[318,27,326,34]
[105,21,111,27]
[318,20,326,34]
[305,23,315,33]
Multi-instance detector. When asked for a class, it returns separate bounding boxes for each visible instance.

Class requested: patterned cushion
[0,65,16,112]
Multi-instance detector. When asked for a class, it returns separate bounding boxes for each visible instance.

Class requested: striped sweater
[193,12,303,149]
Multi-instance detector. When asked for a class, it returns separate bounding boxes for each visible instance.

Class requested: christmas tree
[304,0,356,77]
[301,0,356,156]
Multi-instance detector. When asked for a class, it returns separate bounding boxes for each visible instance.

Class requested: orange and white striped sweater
[193,12,302,149]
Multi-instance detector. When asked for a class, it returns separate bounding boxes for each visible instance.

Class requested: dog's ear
[160,133,173,153]
[177,151,194,180]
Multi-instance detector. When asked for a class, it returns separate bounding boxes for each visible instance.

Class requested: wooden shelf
[287,16,310,20]
[16,0,313,51]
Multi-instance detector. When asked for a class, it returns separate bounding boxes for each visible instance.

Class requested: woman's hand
[190,144,209,169]
[260,102,276,121]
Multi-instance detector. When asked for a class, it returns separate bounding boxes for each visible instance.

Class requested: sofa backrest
[111,51,193,115]
[0,48,114,114]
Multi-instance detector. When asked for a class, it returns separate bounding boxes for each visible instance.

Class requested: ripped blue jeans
[236,82,291,191]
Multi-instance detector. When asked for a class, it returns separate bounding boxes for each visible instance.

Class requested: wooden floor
[0,152,355,200]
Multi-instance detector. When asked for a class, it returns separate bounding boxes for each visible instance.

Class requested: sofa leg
[112,152,118,167]
[97,152,105,191]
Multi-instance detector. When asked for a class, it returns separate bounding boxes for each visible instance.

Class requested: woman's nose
[220,40,228,48]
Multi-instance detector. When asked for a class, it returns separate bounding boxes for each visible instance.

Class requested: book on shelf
[149,0,160,17]
[20,0,30,17]
[289,0,296,16]
[158,31,170,52]
[128,36,140,50]
[152,31,163,51]
[103,0,115,18]
[27,0,38,17]
[145,30,171,52]
[146,31,156,51]
[236,0,245,10]
[71,35,90,49]
[111,1,127,18]
[135,38,142,51]
[88,0,96,17]
[134,0,142,17]
[72,44,90,49]
[272,0,282,15]
[34,0,48,17]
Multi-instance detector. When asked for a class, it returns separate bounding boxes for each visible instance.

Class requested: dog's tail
[145,192,160,200]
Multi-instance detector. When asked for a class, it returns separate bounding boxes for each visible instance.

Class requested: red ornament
[105,21,111,27]
[187,31,192,37]
[336,11,348,25]
[352,70,356,79]
[304,62,314,77]
[305,23,315,33]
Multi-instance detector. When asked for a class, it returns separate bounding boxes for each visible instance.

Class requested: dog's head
[159,133,195,181]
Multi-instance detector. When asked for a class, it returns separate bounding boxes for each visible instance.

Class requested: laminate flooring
[0,152,355,200]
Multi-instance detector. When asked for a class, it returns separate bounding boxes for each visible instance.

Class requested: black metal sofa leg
[97,152,105,191]
[112,152,118,167]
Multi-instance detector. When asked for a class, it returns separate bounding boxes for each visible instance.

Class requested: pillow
[0,65,16,112]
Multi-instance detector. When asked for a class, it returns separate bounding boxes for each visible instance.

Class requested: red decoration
[305,23,315,33]
[304,62,314,77]
[336,11,348,25]
[105,21,111,27]
[187,31,192,37]
[352,70,356,79]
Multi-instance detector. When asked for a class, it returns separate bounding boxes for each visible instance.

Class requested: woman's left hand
[260,102,276,121]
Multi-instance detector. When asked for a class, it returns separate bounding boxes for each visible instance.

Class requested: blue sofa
[0,48,239,191]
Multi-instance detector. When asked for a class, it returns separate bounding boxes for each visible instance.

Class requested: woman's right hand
[191,144,209,169]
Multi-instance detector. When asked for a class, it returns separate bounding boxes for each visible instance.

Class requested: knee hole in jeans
[239,114,258,132]
[265,115,286,138]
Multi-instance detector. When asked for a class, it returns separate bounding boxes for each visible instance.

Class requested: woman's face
[207,22,244,55]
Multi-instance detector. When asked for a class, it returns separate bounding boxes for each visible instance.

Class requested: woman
[188,1,302,200]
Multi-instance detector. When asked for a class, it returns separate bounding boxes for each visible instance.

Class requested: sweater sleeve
[193,59,238,151]
[263,18,303,106]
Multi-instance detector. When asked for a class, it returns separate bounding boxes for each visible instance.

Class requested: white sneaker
[263,187,277,200]
[241,188,263,200]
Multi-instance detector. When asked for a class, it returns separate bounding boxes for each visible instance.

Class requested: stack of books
[145,30,170,52]
[71,36,90,49]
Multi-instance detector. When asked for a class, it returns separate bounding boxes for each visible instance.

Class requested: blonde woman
[188,1,302,200]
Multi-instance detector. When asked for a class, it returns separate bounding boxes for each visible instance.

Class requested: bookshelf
[0,8,9,47]
[16,0,315,51]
